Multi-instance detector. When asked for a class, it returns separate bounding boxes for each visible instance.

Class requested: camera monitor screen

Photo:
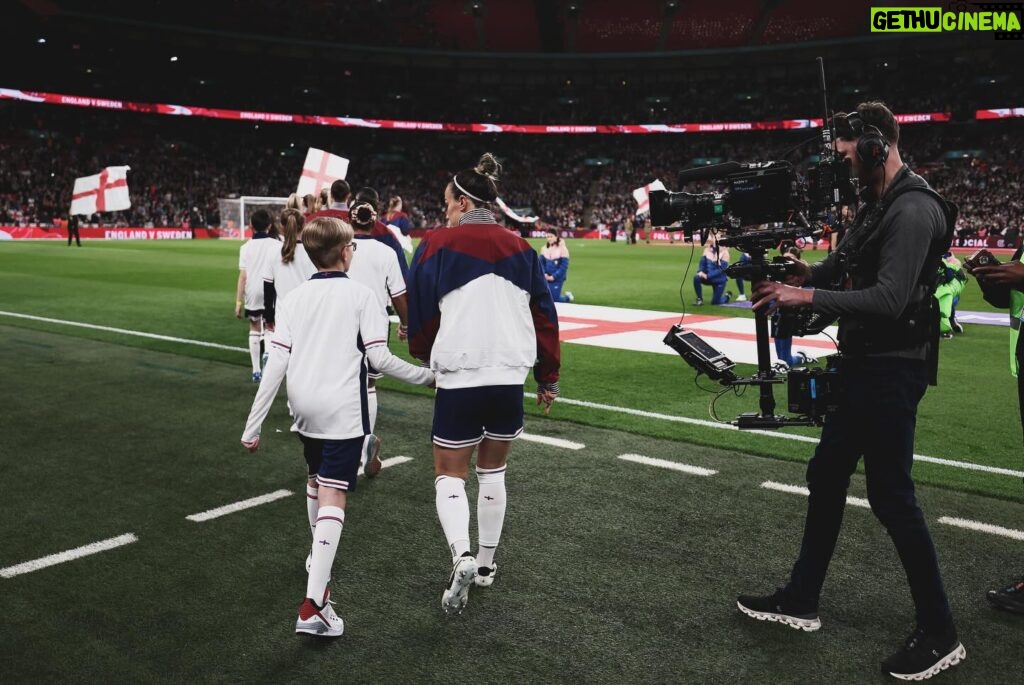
[678,330,726,361]
[727,170,793,225]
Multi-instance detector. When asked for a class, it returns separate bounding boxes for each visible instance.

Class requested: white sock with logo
[476,466,507,569]
[306,505,344,604]
[368,386,378,433]
[305,484,318,537]
[248,332,261,373]
[435,475,471,561]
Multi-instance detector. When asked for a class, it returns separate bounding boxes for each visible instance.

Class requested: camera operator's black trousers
[786,356,953,633]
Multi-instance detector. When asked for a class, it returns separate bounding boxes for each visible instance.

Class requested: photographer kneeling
[738,101,964,681]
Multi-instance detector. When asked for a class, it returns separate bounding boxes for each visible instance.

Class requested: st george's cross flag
[70,166,131,215]
[632,179,666,217]
[296,148,349,197]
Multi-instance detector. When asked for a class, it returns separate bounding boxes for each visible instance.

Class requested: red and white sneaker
[296,592,344,637]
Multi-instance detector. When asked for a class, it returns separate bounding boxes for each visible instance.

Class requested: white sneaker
[441,554,478,615]
[296,596,344,637]
[737,294,748,302]
[565,291,574,303]
[474,563,498,587]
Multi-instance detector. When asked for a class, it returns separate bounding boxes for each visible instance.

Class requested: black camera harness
[829,166,957,384]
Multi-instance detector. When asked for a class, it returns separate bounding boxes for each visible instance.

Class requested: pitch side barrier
[0,86,968,134]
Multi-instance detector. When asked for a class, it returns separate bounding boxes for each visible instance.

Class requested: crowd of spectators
[1,104,1021,244]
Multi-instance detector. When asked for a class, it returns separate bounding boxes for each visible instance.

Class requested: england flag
[297,148,349,197]
[70,166,131,215]
[632,179,666,217]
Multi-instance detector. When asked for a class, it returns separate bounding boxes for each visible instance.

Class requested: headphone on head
[846,111,890,169]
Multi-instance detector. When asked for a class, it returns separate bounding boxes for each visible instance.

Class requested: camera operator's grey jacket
[808,165,948,361]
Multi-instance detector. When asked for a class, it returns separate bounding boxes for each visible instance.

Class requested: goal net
[217,196,289,239]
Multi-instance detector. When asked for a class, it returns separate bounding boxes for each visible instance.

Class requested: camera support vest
[837,170,957,382]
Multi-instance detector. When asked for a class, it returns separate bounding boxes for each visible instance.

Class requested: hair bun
[474,152,502,181]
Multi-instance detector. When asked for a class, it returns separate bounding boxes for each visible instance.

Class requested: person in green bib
[935,252,968,338]
[969,247,1024,615]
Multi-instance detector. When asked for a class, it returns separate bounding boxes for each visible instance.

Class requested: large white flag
[70,166,131,215]
[495,196,539,224]
[632,179,666,216]
[296,148,349,197]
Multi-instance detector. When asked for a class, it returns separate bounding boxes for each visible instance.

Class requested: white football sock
[305,484,318,538]
[476,466,507,569]
[306,505,344,604]
[368,387,378,433]
[435,475,471,561]
[248,332,261,373]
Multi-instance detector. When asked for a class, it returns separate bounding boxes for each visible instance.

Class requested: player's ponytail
[350,187,380,230]
[452,152,501,204]
[279,208,304,264]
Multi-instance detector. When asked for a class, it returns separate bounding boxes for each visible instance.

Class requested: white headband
[453,177,485,203]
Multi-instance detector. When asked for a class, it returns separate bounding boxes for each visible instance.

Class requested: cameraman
[969,250,1024,615]
[739,102,964,680]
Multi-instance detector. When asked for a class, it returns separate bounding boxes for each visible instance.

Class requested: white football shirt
[238,235,282,310]
[241,271,433,441]
[345,234,407,313]
[267,242,317,301]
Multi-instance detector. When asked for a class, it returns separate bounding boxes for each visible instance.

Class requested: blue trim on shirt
[310,271,349,280]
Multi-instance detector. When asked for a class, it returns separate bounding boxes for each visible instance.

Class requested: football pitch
[1,239,1022,683]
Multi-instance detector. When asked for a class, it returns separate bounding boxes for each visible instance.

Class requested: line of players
[237,160,562,637]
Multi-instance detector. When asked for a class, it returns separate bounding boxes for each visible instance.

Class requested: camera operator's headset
[846,111,889,169]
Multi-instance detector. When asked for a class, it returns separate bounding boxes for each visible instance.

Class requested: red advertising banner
[976,108,1024,120]
[0,226,220,240]
[0,87,953,135]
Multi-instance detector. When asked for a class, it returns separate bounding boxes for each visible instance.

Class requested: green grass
[0,325,1021,683]
[0,239,1020,502]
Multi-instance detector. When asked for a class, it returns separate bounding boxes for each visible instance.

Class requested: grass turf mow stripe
[938,516,1024,542]
[519,432,585,450]
[2,308,1019,480]
[186,489,293,523]
[0,533,138,579]
[617,453,717,476]
[760,480,870,509]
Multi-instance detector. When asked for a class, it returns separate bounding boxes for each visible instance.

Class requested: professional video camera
[650,57,854,430]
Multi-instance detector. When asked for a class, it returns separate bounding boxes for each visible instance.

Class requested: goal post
[217,196,289,239]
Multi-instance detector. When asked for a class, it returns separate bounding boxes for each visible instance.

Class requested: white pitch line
[0,310,246,353]
[520,433,585,450]
[537,394,1024,480]
[187,489,292,523]
[617,453,717,476]
[938,516,1024,542]
[0,310,1014,480]
[0,533,138,579]
[761,480,870,508]
[359,455,413,475]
